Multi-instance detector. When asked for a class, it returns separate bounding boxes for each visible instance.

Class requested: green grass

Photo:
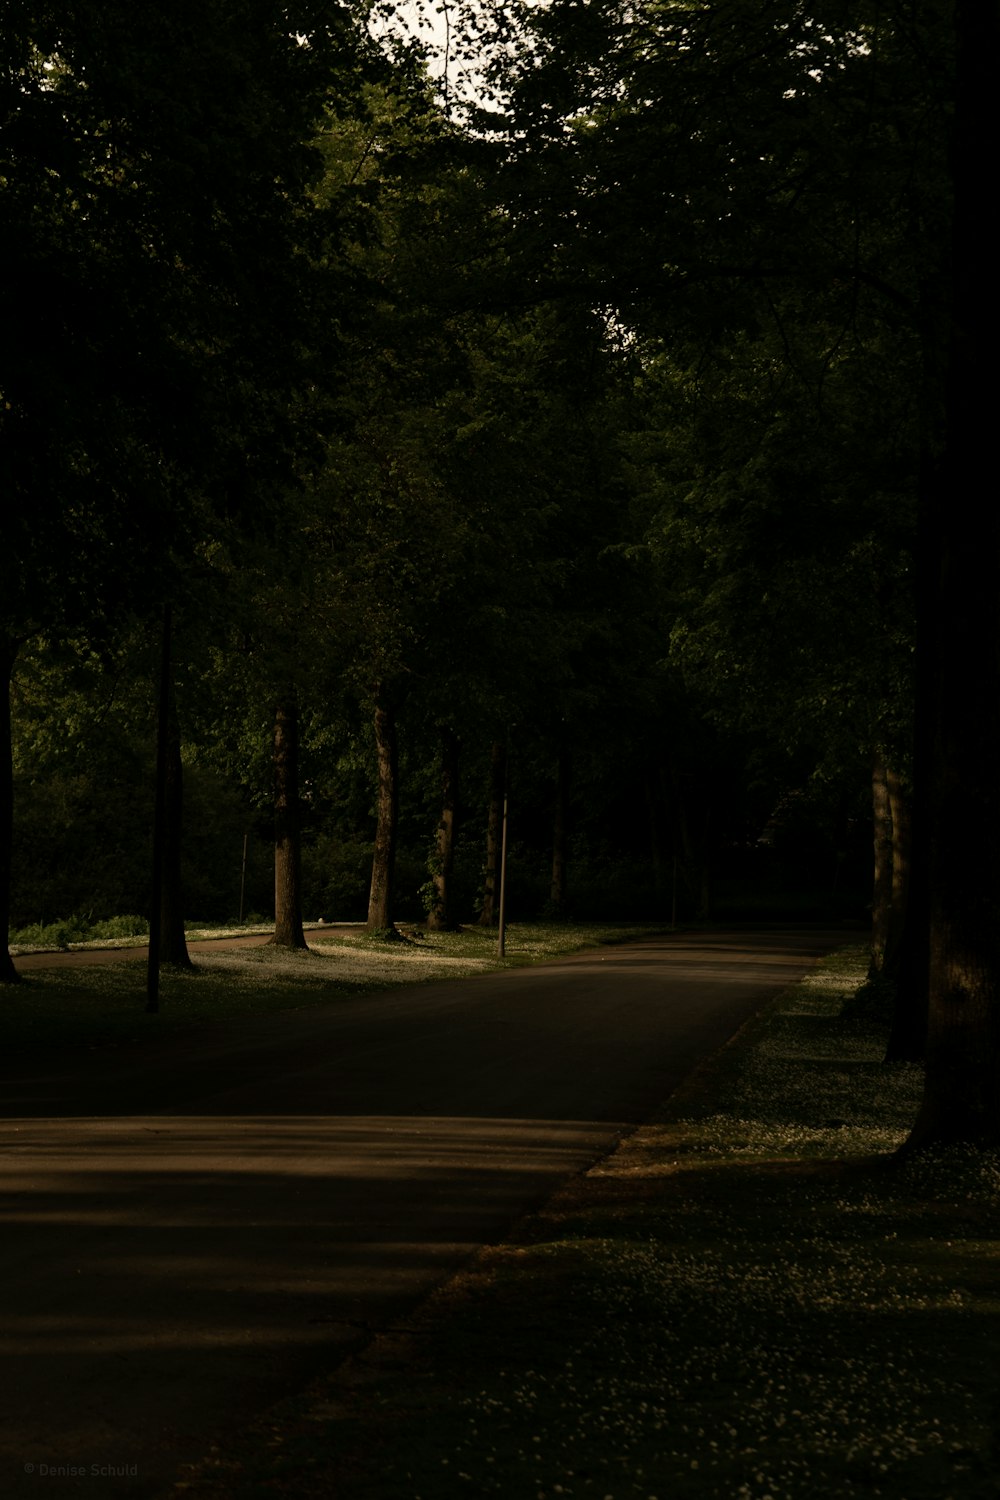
[174,945,1000,1500]
[0,922,672,1052]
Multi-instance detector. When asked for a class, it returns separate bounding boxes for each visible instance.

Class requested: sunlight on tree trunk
[427,727,459,931]
[885,762,911,972]
[477,739,506,927]
[159,703,193,970]
[869,749,893,975]
[366,687,399,935]
[272,698,307,950]
[883,759,926,1061]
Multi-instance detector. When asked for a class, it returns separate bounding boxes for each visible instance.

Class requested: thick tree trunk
[874,757,925,1063]
[905,0,1000,1148]
[549,745,569,917]
[908,519,1000,1142]
[366,688,399,935]
[147,607,170,1009]
[886,757,928,1062]
[477,739,506,927]
[884,763,911,973]
[272,698,307,949]
[869,749,894,976]
[159,688,192,969]
[427,727,460,931]
[147,604,190,1008]
[887,442,937,1062]
[0,636,20,983]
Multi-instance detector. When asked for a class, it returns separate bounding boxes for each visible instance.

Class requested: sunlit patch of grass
[329,922,671,969]
[176,942,1000,1500]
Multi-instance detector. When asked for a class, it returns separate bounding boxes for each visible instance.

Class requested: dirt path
[0,928,845,1499]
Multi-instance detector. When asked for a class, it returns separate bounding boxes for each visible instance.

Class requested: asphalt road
[0,928,845,1498]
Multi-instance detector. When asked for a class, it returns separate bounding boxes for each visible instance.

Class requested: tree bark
[886,432,938,1062]
[886,757,928,1062]
[427,726,460,931]
[146,603,191,1007]
[147,606,170,1009]
[0,636,20,983]
[477,739,506,926]
[869,748,894,976]
[884,763,911,973]
[549,744,569,917]
[272,697,307,949]
[904,0,1000,1148]
[875,757,925,1063]
[366,687,399,935]
[159,683,192,969]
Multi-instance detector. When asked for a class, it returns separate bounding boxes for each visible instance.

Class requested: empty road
[0,928,845,1498]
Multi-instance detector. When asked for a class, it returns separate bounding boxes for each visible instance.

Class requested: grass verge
[174,945,1000,1500]
[0,922,669,1051]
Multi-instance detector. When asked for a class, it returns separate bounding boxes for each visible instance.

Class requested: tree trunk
[869,748,894,976]
[875,757,926,1063]
[884,763,911,973]
[427,727,460,931]
[272,697,307,949]
[147,604,190,1007]
[147,606,170,1009]
[366,687,399,935]
[0,636,20,984]
[549,745,569,917]
[159,685,192,969]
[886,437,937,1063]
[477,739,506,926]
[904,0,1000,1148]
[886,755,928,1062]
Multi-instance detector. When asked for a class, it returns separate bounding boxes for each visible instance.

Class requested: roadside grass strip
[177,944,1000,1500]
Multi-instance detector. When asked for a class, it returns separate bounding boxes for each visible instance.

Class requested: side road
[177,947,1000,1500]
[8,924,358,970]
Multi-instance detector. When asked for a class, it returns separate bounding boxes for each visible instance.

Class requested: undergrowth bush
[9,913,149,948]
[88,914,149,941]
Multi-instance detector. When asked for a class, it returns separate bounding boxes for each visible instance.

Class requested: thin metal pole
[239,832,249,924]
[146,602,171,1013]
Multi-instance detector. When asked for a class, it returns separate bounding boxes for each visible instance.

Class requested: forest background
[2,0,997,1148]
